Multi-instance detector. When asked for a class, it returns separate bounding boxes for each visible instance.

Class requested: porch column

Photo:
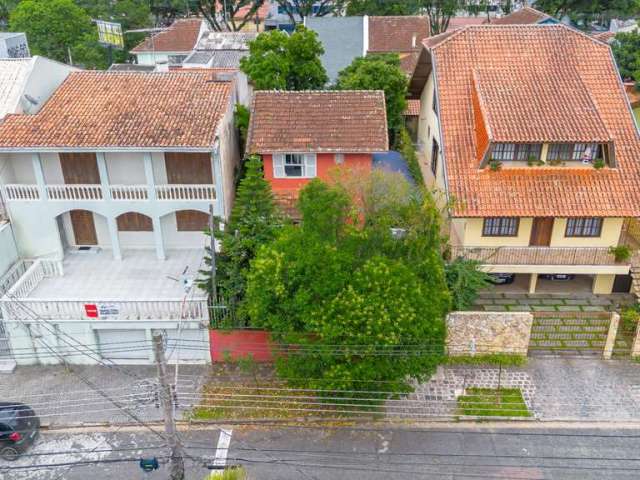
[152,216,165,261]
[31,153,47,200]
[528,273,538,294]
[107,216,122,261]
[211,142,224,218]
[96,152,110,200]
[143,152,157,200]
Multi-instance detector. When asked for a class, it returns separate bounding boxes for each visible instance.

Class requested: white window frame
[273,153,317,179]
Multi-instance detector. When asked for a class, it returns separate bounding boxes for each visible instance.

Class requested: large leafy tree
[420,0,461,34]
[346,0,421,15]
[244,173,451,394]
[198,0,265,32]
[0,0,18,28]
[240,25,328,90]
[200,155,281,324]
[336,53,407,147]
[9,0,106,67]
[612,31,640,82]
[535,0,640,23]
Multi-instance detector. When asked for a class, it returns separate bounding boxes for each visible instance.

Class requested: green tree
[9,0,97,64]
[336,53,407,147]
[240,25,328,90]
[200,155,281,324]
[276,0,341,25]
[244,175,451,394]
[234,104,251,156]
[420,0,461,34]
[612,31,640,82]
[346,0,421,15]
[0,0,18,29]
[444,257,491,310]
[535,0,640,24]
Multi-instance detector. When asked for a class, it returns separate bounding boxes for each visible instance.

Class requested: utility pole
[152,332,184,480]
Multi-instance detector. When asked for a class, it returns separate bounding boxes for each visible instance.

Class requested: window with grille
[490,143,542,162]
[565,218,603,237]
[515,144,542,161]
[482,217,519,237]
[572,143,598,161]
[547,144,574,162]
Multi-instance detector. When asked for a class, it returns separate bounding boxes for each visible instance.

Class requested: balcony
[1,184,216,202]
[450,246,626,266]
[0,250,208,322]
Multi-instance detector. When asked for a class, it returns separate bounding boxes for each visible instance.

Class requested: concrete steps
[528,312,611,357]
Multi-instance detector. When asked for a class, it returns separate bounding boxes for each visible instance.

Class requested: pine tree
[199,155,280,325]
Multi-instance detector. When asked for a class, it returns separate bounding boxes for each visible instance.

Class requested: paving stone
[564,340,589,347]
[582,306,607,312]
[548,333,573,340]
[557,306,582,312]
[589,297,614,306]
[507,305,532,311]
[484,305,507,311]
[532,325,558,332]
[532,305,558,312]
[542,299,565,305]
[494,299,517,305]
[565,299,591,306]
[473,298,495,305]
[536,318,562,325]
[558,325,583,332]
[517,298,542,305]
[537,340,562,347]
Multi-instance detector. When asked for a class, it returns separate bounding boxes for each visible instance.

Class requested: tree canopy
[244,171,451,394]
[198,0,265,32]
[346,0,421,15]
[535,0,640,23]
[9,0,107,68]
[612,31,640,83]
[336,53,408,147]
[240,25,328,90]
[275,0,341,25]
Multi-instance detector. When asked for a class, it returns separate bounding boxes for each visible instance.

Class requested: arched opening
[58,209,102,247]
[116,212,153,232]
[175,209,209,232]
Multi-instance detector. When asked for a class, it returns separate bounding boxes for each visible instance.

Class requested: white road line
[213,428,233,468]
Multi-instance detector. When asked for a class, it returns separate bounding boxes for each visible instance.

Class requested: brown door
[164,152,212,184]
[70,210,97,245]
[60,153,100,184]
[530,217,554,246]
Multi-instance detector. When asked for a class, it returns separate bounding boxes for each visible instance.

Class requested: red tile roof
[422,25,640,218]
[368,16,430,52]
[247,91,388,153]
[624,82,640,108]
[485,7,551,25]
[131,18,202,53]
[0,71,232,150]
[404,99,421,116]
[447,16,486,29]
[593,31,616,44]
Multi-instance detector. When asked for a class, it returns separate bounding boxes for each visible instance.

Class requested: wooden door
[530,217,554,246]
[164,152,212,184]
[60,153,100,184]
[70,210,97,245]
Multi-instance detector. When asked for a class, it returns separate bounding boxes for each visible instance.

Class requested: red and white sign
[84,303,119,319]
[84,304,98,318]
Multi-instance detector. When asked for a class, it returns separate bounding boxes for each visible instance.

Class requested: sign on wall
[84,303,120,319]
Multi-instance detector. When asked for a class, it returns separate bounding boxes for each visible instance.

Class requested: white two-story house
[0,69,241,365]
[408,24,640,295]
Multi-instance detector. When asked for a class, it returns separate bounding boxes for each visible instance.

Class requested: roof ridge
[253,89,386,94]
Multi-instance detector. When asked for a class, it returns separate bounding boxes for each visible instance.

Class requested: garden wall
[210,329,274,362]
[446,312,533,356]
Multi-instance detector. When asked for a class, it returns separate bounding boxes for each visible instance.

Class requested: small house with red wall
[246,90,389,212]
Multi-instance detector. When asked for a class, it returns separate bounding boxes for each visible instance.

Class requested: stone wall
[446,311,533,356]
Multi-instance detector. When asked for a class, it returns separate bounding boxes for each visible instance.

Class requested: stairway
[630,251,640,299]
[528,312,611,357]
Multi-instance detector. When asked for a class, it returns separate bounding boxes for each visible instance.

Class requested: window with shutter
[273,154,285,178]
[304,154,316,178]
[274,153,317,178]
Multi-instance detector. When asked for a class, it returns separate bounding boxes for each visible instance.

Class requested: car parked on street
[0,402,40,461]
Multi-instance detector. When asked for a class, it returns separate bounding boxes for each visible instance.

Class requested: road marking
[213,428,233,468]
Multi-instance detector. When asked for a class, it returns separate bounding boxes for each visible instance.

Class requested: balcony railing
[450,246,624,266]
[2,184,215,202]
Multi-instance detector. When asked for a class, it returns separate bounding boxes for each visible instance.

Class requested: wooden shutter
[117,212,153,232]
[176,210,209,232]
[273,154,285,178]
[304,154,316,178]
[164,152,213,184]
[60,153,100,184]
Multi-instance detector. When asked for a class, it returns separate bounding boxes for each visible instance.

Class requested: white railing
[3,184,40,201]
[109,185,149,201]
[2,298,208,321]
[156,184,216,201]
[47,184,103,201]
[3,183,216,202]
[4,259,63,299]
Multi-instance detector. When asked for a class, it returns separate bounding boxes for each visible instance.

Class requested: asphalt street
[2,423,640,480]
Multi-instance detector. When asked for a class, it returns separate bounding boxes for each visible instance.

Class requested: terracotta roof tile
[131,18,202,53]
[593,31,616,44]
[399,50,420,75]
[486,7,551,25]
[447,17,486,29]
[404,99,421,116]
[0,71,232,149]
[368,16,429,52]
[247,91,388,153]
[425,25,640,217]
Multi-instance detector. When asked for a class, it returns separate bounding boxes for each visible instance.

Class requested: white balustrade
[3,184,40,201]
[46,184,103,201]
[156,184,216,201]
[6,260,45,299]
[109,185,149,201]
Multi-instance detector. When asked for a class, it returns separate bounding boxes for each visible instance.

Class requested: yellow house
[408,24,640,294]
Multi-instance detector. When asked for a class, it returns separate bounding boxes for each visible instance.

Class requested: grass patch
[206,466,247,480]
[445,354,527,367]
[457,388,531,417]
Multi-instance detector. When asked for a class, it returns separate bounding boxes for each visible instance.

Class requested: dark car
[0,402,40,461]
[539,274,576,281]
[488,273,515,285]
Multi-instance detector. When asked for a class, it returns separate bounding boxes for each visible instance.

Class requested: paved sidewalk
[394,358,640,421]
[474,292,635,312]
[0,364,208,426]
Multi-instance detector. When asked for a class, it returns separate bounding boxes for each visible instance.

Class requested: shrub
[445,257,492,310]
[445,354,527,367]
[608,245,631,262]
[488,160,502,171]
[593,158,606,169]
[621,306,640,333]
[398,127,424,185]
[234,104,250,156]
